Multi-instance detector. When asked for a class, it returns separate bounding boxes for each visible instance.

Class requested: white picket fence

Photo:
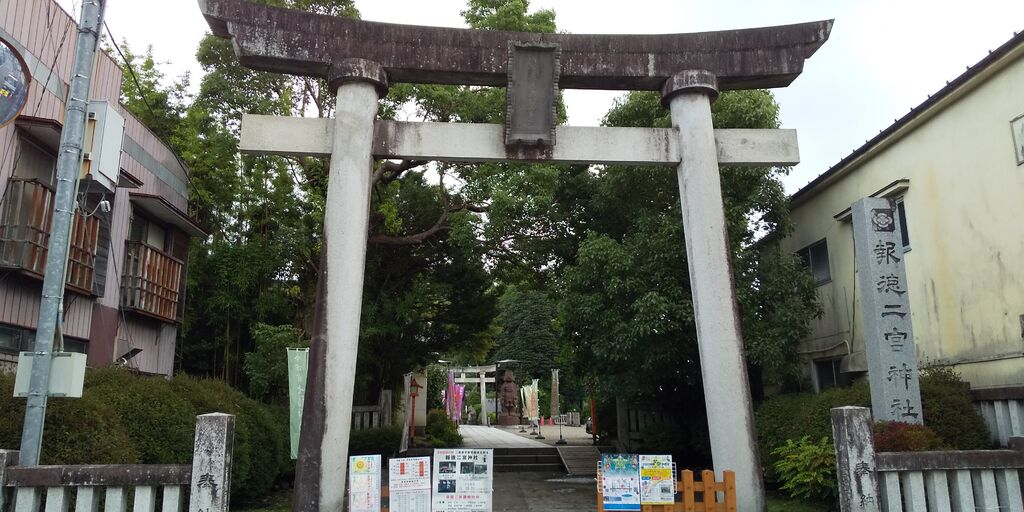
[0,414,234,512]
[832,406,1024,512]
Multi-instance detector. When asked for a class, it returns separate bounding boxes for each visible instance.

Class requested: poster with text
[432,448,493,511]
[601,454,640,511]
[639,455,674,505]
[389,456,431,512]
[348,455,381,512]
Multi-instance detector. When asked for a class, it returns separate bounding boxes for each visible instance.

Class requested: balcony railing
[120,241,183,323]
[0,177,100,295]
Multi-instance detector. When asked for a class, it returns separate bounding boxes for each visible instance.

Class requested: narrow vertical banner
[601,454,641,511]
[348,454,382,512]
[550,369,560,419]
[432,449,494,511]
[287,348,310,460]
[851,197,923,424]
[389,456,432,512]
[639,455,674,505]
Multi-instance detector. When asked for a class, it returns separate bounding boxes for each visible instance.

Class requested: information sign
[639,455,674,505]
[432,448,493,512]
[601,453,640,511]
[389,456,431,512]
[348,454,381,512]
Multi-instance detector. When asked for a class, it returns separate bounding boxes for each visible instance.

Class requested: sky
[57,0,1024,193]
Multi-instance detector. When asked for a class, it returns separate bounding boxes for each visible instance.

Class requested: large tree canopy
[559,90,820,409]
[112,0,821,422]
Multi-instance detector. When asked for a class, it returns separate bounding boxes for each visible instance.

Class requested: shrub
[423,409,462,447]
[873,421,946,452]
[349,425,402,456]
[755,379,870,479]
[0,368,291,501]
[0,371,140,465]
[169,375,291,499]
[918,366,990,449]
[757,368,990,479]
[770,436,837,503]
[78,368,196,464]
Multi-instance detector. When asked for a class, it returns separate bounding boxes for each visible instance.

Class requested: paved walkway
[493,424,597,446]
[493,473,597,511]
[458,425,548,448]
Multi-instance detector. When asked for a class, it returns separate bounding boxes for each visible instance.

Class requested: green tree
[242,323,309,402]
[558,90,820,460]
[491,288,560,383]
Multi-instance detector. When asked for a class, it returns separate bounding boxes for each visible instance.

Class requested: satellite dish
[0,37,31,129]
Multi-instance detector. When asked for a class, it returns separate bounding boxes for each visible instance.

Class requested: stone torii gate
[198,2,831,510]
[450,365,497,426]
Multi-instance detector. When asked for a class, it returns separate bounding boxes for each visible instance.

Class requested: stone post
[831,407,881,512]
[188,413,236,512]
[0,450,18,511]
[662,70,765,511]
[851,197,922,424]
[294,59,387,512]
[479,371,489,426]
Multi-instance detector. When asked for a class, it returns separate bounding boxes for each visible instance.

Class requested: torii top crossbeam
[199,0,831,92]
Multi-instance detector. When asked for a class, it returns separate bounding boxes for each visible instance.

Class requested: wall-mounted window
[0,324,88,355]
[0,324,31,353]
[814,358,851,391]
[896,198,910,251]
[797,239,831,285]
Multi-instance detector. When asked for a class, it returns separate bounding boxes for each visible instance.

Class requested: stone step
[494,454,563,464]
[493,462,565,473]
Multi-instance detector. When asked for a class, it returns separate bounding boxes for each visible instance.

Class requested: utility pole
[19,0,106,466]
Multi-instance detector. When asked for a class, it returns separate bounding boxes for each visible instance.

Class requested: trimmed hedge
[756,368,990,482]
[0,368,290,500]
[350,425,403,456]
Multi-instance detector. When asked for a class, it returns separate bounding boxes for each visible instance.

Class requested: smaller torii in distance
[198,2,832,510]
[449,365,498,426]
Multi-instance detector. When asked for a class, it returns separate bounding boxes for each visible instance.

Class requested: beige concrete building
[783,32,1024,402]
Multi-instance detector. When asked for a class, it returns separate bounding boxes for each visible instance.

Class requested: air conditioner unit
[81,101,125,192]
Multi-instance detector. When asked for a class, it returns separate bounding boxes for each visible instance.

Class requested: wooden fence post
[188,413,235,512]
[0,450,17,511]
[831,407,881,512]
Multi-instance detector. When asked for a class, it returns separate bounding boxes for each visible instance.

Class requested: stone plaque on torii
[198,2,831,510]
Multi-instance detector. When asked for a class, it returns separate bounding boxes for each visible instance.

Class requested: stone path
[458,425,548,448]
[493,424,597,446]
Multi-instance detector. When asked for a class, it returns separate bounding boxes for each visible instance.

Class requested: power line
[102,22,216,217]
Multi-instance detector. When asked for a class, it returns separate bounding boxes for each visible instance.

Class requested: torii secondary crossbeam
[199,2,832,510]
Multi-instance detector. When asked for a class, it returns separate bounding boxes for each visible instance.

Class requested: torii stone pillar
[663,70,764,511]
[293,60,387,512]
[479,371,489,426]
